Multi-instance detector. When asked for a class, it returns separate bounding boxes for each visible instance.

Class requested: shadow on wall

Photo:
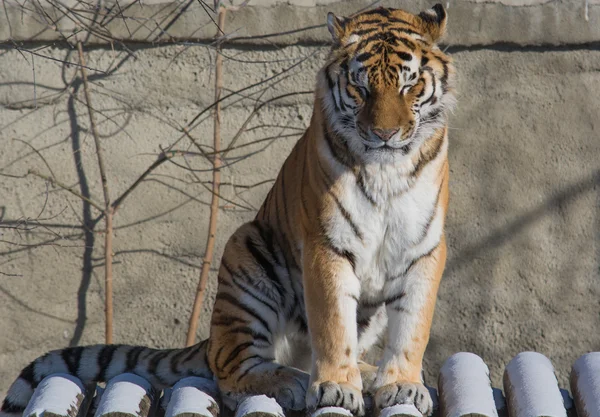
[1,0,600,395]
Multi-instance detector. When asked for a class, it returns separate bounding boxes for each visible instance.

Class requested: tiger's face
[319,4,456,164]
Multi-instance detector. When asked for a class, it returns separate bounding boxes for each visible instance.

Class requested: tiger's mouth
[360,136,412,153]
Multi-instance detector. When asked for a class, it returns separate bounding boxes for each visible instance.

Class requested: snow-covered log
[570,352,600,417]
[234,395,284,417]
[22,374,86,417]
[93,373,155,417]
[503,352,566,417]
[438,352,498,417]
[164,377,219,417]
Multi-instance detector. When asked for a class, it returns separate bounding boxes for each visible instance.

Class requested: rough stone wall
[0,0,599,397]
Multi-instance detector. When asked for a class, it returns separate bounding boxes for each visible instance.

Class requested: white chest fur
[321,141,447,302]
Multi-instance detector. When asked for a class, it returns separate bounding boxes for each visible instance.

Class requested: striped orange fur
[2,5,456,417]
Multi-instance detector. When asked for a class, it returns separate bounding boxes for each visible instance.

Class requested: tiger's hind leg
[208,221,309,411]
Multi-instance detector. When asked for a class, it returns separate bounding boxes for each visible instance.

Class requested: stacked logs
[18,352,600,417]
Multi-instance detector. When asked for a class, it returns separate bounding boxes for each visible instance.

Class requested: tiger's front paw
[307,381,365,416]
[374,382,432,416]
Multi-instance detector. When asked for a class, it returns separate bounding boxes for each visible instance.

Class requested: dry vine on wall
[0,0,324,347]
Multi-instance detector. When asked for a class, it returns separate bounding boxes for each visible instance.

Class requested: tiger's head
[318,4,456,163]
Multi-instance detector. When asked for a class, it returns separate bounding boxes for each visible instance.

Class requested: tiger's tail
[1,340,211,417]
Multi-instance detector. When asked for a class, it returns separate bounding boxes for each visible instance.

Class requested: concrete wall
[1,0,599,397]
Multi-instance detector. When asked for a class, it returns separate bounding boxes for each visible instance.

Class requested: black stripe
[258,188,275,220]
[356,52,372,62]
[62,347,84,376]
[321,233,356,271]
[335,388,342,405]
[231,275,280,314]
[215,292,272,333]
[254,223,277,265]
[236,264,284,303]
[353,28,379,38]
[296,314,308,333]
[98,345,120,381]
[422,108,443,125]
[225,354,268,378]
[325,65,341,112]
[226,327,271,344]
[346,293,359,303]
[169,348,190,375]
[399,244,439,278]
[396,37,416,51]
[245,237,285,295]
[411,130,444,178]
[278,170,292,235]
[355,172,377,206]
[323,128,354,170]
[221,258,237,278]
[236,359,266,382]
[1,399,25,413]
[126,346,146,372]
[388,17,416,27]
[212,315,248,327]
[397,51,412,61]
[441,59,450,92]
[360,7,390,17]
[19,361,36,384]
[385,291,406,306]
[299,140,311,218]
[315,152,334,189]
[184,340,207,364]
[360,299,383,310]
[219,342,255,372]
[359,19,386,25]
[214,346,226,372]
[276,167,299,272]
[422,84,437,107]
[391,27,421,37]
[330,190,364,241]
[337,80,347,112]
[148,350,171,376]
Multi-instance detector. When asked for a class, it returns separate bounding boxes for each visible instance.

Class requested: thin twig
[27,169,105,212]
[12,44,108,74]
[77,40,114,344]
[186,6,226,347]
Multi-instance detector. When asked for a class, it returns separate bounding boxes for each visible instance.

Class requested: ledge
[0,0,599,47]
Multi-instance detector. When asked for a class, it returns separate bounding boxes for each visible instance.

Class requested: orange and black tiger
[2,4,456,417]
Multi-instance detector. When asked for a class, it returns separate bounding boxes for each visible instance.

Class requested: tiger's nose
[371,128,399,141]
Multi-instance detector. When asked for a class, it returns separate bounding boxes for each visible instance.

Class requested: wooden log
[22,374,86,417]
[570,352,600,417]
[379,404,422,417]
[93,374,155,417]
[310,407,353,417]
[438,352,499,417]
[234,395,284,417]
[165,377,219,417]
[503,352,566,417]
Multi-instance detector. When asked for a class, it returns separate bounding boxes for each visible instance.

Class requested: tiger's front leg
[372,237,447,417]
[303,238,365,416]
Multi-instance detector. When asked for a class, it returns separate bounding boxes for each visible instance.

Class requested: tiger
[1,4,456,417]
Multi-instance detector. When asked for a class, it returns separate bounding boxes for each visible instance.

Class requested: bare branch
[27,169,104,212]
[77,40,114,344]
[186,6,226,347]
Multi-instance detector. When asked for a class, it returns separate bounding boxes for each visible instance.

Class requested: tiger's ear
[327,12,347,44]
[418,3,447,43]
